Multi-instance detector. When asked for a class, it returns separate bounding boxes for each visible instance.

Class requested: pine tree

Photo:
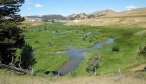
[0,0,25,65]
[16,44,36,70]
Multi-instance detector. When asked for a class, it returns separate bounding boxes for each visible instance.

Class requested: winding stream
[58,38,115,75]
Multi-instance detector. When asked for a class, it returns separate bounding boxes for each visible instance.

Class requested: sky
[20,0,146,16]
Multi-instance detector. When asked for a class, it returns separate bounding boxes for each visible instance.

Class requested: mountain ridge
[26,7,146,20]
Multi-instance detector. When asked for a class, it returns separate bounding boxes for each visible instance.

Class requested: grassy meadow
[20,22,146,76]
[0,22,146,84]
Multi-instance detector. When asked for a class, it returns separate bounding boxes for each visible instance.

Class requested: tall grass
[0,72,146,84]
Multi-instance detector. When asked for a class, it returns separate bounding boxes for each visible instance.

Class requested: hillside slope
[88,9,116,18]
[106,8,146,17]
[66,8,146,28]
[41,14,65,20]
[66,13,88,20]
[88,8,146,18]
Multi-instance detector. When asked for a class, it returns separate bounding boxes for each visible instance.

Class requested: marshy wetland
[22,22,146,76]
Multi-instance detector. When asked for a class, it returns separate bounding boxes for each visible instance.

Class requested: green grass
[70,25,146,76]
[23,23,103,72]
[17,22,146,76]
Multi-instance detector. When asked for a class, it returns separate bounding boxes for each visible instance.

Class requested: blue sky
[20,0,146,16]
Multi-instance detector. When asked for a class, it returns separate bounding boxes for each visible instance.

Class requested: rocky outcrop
[66,13,88,20]
[88,9,116,18]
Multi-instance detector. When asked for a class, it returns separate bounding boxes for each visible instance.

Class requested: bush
[139,45,146,57]
[112,46,120,52]
[144,66,146,70]
[70,72,77,77]
[82,37,86,41]
[86,56,101,74]
[51,20,55,23]
[34,40,39,43]
[89,39,93,43]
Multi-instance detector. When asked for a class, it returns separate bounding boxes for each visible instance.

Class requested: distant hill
[26,7,146,21]
[106,8,146,17]
[87,8,146,18]
[65,9,116,20]
[41,14,65,20]
[26,15,65,21]
[66,13,88,20]
[66,8,146,20]
[26,16,42,22]
[27,16,41,18]
[88,9,116,18]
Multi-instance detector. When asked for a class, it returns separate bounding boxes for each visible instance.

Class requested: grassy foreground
[0,72,146,84]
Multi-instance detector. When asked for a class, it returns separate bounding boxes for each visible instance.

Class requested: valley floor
[1,22,146,84]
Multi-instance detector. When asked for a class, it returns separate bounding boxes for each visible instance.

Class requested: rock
[66,13,88,20]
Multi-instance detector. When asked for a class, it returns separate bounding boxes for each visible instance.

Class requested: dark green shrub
[82,37,86,41]
[144,66,146,70]
[35,40,39,43]
[48,42,53,47]
[38,29,42,31]
[44,27,47,30]
[83,29,86,32]
[112,46,120,52]
[70,72,77,77]
[51,20,55,23]
[139,45,146,57]
[89,39,93,43]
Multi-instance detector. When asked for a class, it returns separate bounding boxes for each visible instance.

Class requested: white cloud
[126,5,137,10]
[35,4,43,8]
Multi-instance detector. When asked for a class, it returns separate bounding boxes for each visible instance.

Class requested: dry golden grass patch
[65,16,146,28]
[134,30,146,35]
[0,74,146,84]
[66,18,120,26]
